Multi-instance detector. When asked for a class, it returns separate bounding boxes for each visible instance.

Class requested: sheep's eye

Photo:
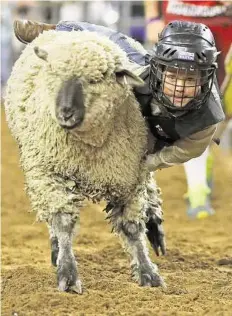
[89,79,98,84]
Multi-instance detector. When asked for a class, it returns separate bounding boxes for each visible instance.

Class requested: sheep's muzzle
[55,77,85,130]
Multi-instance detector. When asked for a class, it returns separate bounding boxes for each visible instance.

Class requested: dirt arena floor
[1,108,232,316]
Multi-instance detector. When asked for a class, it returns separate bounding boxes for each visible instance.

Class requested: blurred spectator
[59,1,119,30]
[220,45,232,151]
[1,3,14,96]
[221,44,232,119]
[144,0,164,46]
[60,2,84,22]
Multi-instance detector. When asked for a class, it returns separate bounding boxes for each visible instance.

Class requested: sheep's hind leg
[121,221,164,287]
[109,203,164,288]
[51,213,82,294]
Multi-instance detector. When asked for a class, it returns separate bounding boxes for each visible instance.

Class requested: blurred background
[1,2,232,314]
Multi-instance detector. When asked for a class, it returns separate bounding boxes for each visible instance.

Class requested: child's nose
[176,79,185,91]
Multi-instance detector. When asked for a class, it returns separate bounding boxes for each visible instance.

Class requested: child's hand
[145,154,157,172]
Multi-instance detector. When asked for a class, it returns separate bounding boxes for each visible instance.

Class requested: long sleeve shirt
[146,124,217,171]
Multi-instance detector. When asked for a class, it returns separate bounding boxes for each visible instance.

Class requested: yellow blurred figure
[221,45,232,118]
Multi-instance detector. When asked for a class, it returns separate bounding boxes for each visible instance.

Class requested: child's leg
[183,146,215,219]
[184,147,209,189]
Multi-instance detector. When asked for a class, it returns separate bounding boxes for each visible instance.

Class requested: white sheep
[4,30,165,293]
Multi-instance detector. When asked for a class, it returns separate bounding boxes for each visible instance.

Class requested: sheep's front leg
[51,213,82,294]
[109,198,164,287]
[47,224,59,266]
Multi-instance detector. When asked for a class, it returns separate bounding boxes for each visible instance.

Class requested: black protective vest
[134,68,225,151]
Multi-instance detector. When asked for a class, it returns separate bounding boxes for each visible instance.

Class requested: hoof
[132,263,165,288]
[58,278,83,294]
[139,272,165,287]
[57,257,82,294]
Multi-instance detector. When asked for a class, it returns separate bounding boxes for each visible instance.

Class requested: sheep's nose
[62,107,74,120]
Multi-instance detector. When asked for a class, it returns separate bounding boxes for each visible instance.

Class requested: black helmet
[149,20,219,113]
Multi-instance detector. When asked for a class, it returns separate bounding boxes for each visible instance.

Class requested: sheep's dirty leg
[51,213,82,294]
[47,223,59,266]
[51,237,59,267]
[109,196,164,288]
[122,222,164,287]
[145,174,166,256]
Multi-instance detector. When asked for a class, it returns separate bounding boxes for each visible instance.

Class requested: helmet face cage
[149,59,216,112]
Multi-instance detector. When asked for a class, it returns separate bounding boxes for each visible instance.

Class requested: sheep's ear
[115,68,145,87]
[34,46,48,62]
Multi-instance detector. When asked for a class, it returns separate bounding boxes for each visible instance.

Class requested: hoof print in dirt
[217,258,232,266]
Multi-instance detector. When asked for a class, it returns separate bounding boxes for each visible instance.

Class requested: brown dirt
[2,109,232,316]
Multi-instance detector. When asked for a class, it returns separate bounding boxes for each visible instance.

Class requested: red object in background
[183,0,221,6]
[162,0,232,86]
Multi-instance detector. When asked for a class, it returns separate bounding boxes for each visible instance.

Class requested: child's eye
[166,76,176,80]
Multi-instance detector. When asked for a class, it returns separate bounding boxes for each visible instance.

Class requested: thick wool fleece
[5,30,159,223]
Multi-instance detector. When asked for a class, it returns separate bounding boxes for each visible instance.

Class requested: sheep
[4,30,165,293]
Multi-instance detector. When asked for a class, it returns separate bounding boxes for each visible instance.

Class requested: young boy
[14,20,225,218]
[161,0,232,218]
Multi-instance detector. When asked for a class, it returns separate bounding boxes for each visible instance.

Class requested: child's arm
[146,124,217,171]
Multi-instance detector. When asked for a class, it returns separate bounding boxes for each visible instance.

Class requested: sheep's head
[53,70,143,130]
[34,31,144,131]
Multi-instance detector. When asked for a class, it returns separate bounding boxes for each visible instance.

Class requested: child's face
[162,68,201,108]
